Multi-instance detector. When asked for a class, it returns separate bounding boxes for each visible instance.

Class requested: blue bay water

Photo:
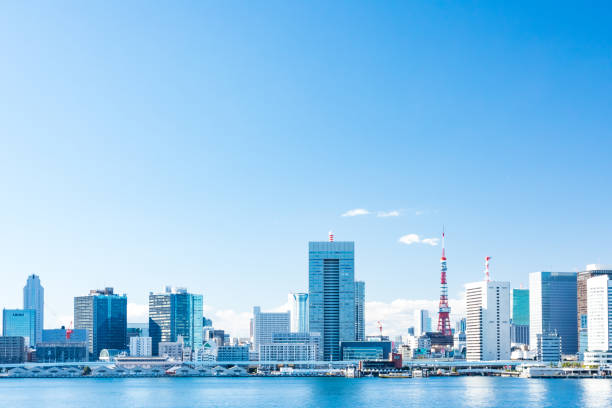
[1,377,611,408]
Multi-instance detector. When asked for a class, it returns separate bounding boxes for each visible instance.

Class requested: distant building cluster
[1,237,612,369]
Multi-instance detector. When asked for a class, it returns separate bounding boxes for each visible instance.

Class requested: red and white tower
[437,230,452,336]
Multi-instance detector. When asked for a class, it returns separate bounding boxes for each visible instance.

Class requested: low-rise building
[36,342,88,363]
[340,341,391,360]
[130,337,152,357]
[536,333,562,363]
[217,345,249,361]
[159,336,184,361]
[259,332,321,362]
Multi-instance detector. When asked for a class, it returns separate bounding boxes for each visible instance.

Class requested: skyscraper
[529,272,577,355]
[577,265,612,355]
[288,293,309,333]
[415,310,431,335]
[465,280,511,361]
[74,288,127,359]
[355,281,365,341]
[511,288,530,344]
[586,275,611,352]
[23,274,44,345]
[149,286,203,356]
[2,309,36,347]
[308,237,355,361]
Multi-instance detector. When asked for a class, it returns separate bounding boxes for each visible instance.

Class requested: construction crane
[377,321,383,338]
[66,321,74,340]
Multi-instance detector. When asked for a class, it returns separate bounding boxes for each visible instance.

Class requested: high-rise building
[355,281,365,341]
[23,274,44,345]
[288,293,309,333]
[149,286,203,357]
[577,265,612,354]
[587,275,612,353]
[511,288,530,344]
[465,280,511,361]
[2,309,36,347]
[529,272,577,355]
[74,287,127,360]
[252,306,290,351]
[0,336,26,363]
[415,310,431,335]
[308,238,355,361]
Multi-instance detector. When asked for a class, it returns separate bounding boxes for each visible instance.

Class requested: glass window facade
[309,241,355,361]
[2,309,36,347]
[511,288,529,326]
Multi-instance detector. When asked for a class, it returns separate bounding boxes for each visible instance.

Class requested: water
[1,377,611,408]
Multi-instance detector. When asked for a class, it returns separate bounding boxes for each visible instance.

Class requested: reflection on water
[580,379,612,408]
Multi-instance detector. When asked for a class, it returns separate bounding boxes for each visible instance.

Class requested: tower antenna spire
[437,227,452,336]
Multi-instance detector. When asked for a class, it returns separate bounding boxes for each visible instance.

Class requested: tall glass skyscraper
[74,288,128,359]
[308,240,355,361]
[511,289,529,325]
[529,272,577,355]
[355,281,365,341]
[23,274,44,345]
[149,287,203,356]
[289,293,309,333]
[2,309,37,347]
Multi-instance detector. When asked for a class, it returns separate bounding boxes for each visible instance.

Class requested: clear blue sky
[1,1,611,335]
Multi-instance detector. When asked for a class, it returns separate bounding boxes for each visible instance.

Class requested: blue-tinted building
[340,341,391,360]
[529,272,577,355]
[2,309,36,347]
[23,274,44,345]
[289,293,309,333]
[355,281,365,341]
[149,287,203,357]
[42,328,88,344]
[511,289,530,326]
[308,240,355,361]
[74,288,128,360]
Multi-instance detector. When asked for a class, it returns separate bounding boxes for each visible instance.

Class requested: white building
[258,332,321,362]
[159,336,184,361]
[252,306,290,351]
[587,275,612,352]
[129,337,152,357]
[465,280,511,361]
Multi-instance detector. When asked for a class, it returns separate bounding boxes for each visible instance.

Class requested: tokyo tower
[437,230,452,336]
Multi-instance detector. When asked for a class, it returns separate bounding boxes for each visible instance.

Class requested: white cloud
[421,238,440,246]
[365,297,465,337]
[398,234,421,245]
[203,305,252,338]
[128,303,148,322]
[415,210,425,216]
[377,210,400,217]
[341,208,370,217]
[399,234,439,246]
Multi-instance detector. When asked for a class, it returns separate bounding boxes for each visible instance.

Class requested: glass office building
[289,293,309,333]
[355,281,365,341]
[511,289,529,325]
[149,287,203,356]
[42,328,88,343]
[2,309,36,347]
[23,274,44,345]
[74,288,128,360]
[308,240,355,361]
[529,272,577,355]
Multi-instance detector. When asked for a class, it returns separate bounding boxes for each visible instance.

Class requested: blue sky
[1,1,611,336]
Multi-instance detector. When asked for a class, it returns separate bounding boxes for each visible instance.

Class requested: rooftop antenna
[328,231,334,242]
[485,256,492,282]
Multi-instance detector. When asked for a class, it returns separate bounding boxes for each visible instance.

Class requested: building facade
[0,336,26,363]
[252,306,290,351]
[587,275,611,353]
[23,274,44,345]
[415,310,432,336]
[149,287,203,356]
[2,309,36,347]
[355,281,365,341]
[340,340,391,360]
[536,332,562,362]
[74,288,128,360]
[217,345,250,361]
[308,240,355,361]
[288,292,309,333]
[36,343,88,363]
[42,328,88,344]
[529,272,577,355]
[130,336,153,357]
[465,280,511,361]
[578,265,612,354]
[258,332,321,362]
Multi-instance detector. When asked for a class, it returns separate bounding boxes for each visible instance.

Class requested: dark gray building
[0,336,26,363]
[74,288,127,360]
[217,345,249,361]
[36,342,88,363]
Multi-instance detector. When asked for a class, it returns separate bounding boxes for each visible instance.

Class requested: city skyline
[1,2,611,338]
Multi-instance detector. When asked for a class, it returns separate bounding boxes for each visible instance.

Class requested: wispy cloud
[398,234,439,246]
[421,238,440,246]
[341,208,370,217]
[377,210,400,217]
[128,303,148,322]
